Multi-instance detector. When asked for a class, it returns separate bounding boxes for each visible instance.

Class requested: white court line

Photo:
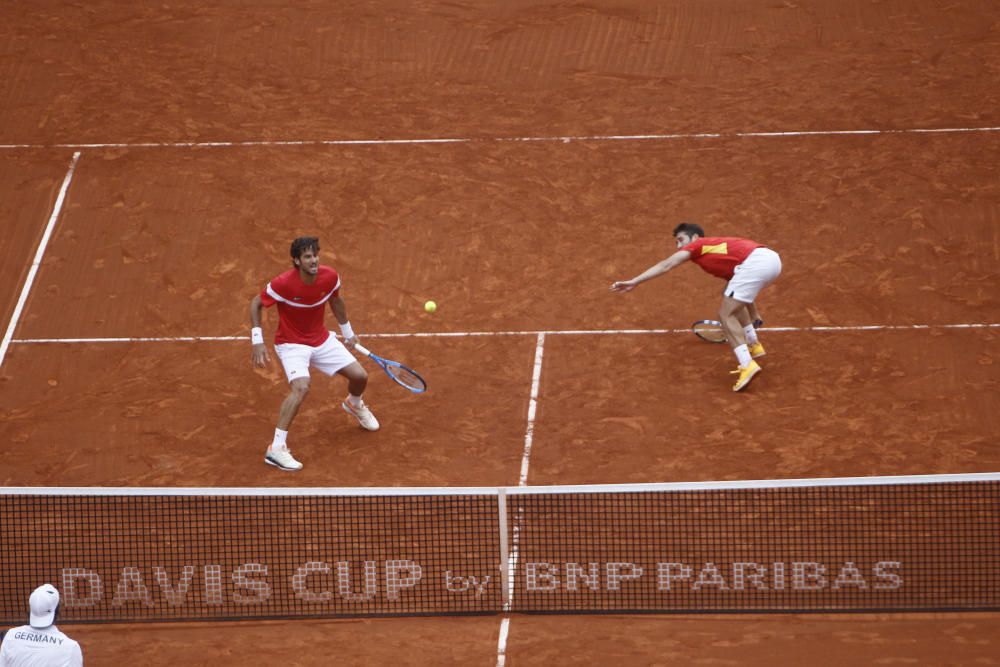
[519,332,546,486]
[13,336,249,343]
[496,332,546,667]
[1,125,999,150]
[9,322,1000,345]
[0,152,81,370]
[496,617,512,667]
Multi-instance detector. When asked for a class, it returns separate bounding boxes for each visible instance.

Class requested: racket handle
[353,343,371,357]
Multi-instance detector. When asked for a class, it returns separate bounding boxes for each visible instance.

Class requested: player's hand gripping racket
[691,318,764,344]
[354,344,428,393]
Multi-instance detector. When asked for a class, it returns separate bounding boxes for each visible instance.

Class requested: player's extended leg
[721,296,761,392]
[719,296,749,350]
[722,247,780,392]
[265,377,310,471]
[338,361,380,431]
[277,377,310,429]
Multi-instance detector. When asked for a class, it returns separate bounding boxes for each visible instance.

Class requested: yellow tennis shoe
[731,360,762,392]
[749,342,766,358]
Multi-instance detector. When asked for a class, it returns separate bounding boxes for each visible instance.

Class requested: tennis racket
[691,318,764,344]
[692,320,727,343]
[354,343,427,393]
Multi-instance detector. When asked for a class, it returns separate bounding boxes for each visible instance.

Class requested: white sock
[743,324,759,345]
[271,428,288,449]
[348,394,363,408]
[734,344,752,368]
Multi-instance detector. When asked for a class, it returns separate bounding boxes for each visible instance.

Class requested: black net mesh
[508,481,1000,612]
[1,479,997,623]
[0,492,500,622]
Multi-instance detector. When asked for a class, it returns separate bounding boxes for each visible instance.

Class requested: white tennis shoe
[342,398,380,431]
[265,446,303,471]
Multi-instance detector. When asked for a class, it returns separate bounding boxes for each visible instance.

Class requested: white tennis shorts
[725,247,782,303]
[274,333,357,383]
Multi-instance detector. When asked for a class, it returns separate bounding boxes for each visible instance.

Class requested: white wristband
[250,327,264,345]
[339,321,355,340]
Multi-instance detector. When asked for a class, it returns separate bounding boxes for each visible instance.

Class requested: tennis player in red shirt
[610,222,782,391]
[249,237,379,471]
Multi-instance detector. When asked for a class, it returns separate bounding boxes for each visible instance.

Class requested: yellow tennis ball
[424,300,437,313]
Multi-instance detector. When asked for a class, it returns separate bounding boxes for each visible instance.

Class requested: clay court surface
[2,0,1000,664]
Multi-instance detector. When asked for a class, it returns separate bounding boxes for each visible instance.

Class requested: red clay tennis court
[2,1,1000,665]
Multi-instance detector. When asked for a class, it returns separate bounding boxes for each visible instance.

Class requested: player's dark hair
[673,222,704,238]
[290,237,320,266]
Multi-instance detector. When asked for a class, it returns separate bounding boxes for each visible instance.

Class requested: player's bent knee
[289,378,311,400]
[719,299,743,319]
[339,362,367,383]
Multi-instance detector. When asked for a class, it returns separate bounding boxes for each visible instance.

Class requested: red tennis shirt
[681,237,764,280]
[260,266,341,346]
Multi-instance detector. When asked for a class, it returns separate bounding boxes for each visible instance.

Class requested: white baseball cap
[29,584,59,628]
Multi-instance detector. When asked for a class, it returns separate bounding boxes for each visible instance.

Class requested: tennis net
[1,473,997,623]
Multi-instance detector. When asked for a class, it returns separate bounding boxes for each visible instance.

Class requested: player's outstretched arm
[610,250,691,293]
[249,294,271,367]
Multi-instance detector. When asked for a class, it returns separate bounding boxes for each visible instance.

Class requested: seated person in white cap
[0,584,82,666]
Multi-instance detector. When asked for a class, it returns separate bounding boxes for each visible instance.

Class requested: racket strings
[390,366,426,391]
[692,321,727,343]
